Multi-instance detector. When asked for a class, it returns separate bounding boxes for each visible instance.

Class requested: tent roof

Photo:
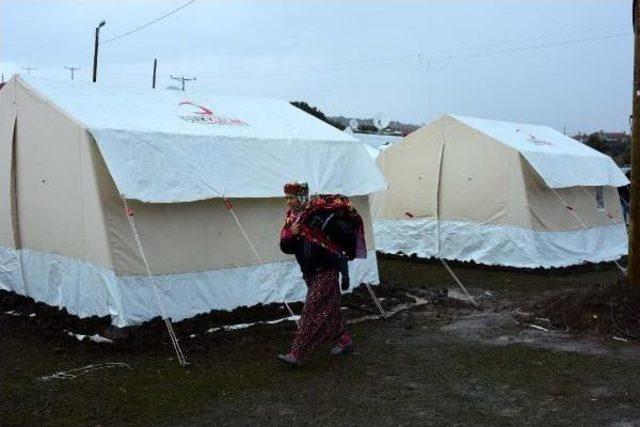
[17,76,386,201]
[363,144,380,159]
[448,114,629,188]
[355,133,403,149]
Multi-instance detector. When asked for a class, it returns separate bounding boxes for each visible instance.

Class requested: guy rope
[222,196,387,321]
[372,184,478,307]
[222,197,299,324]
[548,185,627,276]
[120,195,188,366]
[528,174,627,276]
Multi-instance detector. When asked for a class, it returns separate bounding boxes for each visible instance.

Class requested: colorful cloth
[290,269,349,359]
[281,194,367,260]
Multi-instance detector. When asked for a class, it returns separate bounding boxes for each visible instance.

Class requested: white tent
[362,142,381,160]
[0,75,386,326]
[354,133,402,150]
[373,114,629,268]
[354,133,405,160]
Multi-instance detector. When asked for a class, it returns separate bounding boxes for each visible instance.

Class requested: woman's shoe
[277,353,302,367]
[330,333,353,355]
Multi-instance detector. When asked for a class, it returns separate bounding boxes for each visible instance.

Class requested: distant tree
[357,124,378,133]
[617,144,631,166]
[609,142,627,158]
[290,101,346,130]
[585,133,607,153]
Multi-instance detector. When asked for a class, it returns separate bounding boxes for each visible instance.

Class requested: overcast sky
[1,0,633,133]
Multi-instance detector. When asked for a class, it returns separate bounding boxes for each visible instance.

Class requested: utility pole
[152,59,158,89]
[21,66,36,75]
[93,20,106,83]
[64,66,80,81]
[629,0,640,286]
[170,75,196,91]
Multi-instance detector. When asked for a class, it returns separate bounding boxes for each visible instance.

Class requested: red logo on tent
[178,100,249,126]
[516,129,553,146]
[179,101,214,116]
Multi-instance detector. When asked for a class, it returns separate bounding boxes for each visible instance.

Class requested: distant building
[572,131,630,145]
[598,131,631,145]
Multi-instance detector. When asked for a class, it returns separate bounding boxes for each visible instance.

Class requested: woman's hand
[291,223,300,236]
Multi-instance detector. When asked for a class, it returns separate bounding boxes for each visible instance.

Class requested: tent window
[595,186,605,211]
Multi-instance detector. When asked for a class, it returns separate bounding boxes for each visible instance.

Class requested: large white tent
[0,75,386,326]
[373,114,629,268]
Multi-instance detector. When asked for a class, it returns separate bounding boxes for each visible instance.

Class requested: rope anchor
[223,198,233,211]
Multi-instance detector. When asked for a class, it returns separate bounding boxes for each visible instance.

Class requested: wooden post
[152,59,157,89]
[92,27,100,83]
[629,0,640,285]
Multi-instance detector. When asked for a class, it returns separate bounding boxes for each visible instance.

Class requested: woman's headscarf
[284,182,309,210]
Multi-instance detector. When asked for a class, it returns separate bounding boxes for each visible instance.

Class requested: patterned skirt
[290,269,348,359]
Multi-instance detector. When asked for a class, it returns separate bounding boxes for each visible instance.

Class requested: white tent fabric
[359,141,381,159]
[451,115,629,188]
[354,133,403,149]
[22,77,386,202]
[91,129,384,202]
[354,133,403,160]
[0,246,379,326]
[374,219,627,269]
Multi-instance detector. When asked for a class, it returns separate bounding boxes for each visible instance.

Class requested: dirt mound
[525,284,640,339]
[0,284,443,357]
[0,290,111,340]
[379,252,626,276]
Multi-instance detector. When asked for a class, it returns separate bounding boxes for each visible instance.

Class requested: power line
[192,31,632,81]
[413,24,631,58]
[81,28,633,83]
[198,24,633,80]
[100,0,196,45]
[462,31,632,60]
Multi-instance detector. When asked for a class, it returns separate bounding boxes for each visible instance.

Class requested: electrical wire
[190,31,631,82]
[100,0,196,45]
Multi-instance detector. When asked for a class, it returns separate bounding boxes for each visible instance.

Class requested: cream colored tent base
[374,219,627,269]
[0,245,379,327]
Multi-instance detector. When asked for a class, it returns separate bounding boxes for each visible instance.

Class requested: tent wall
[0,79,17,248]
[523,161,624,231]
[372,119,445,220]
[374,115,531,228]
[101,187,375,275]
[438,116,527,227]
[0,79,24,292]
[13,79,113,269]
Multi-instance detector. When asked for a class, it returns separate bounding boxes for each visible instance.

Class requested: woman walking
[277,182,366,367]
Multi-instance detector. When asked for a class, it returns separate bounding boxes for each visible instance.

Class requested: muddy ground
[1,256,640,426]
